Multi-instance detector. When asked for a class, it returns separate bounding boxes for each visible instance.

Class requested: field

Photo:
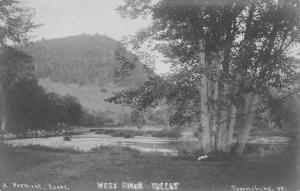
[0,143,299,191]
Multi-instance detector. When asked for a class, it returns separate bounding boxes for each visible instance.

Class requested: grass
[4,144,82,154]
[0,142,298,191]
[91,145,141,156]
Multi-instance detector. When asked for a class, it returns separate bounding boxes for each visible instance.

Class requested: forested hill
[22,34,148,87]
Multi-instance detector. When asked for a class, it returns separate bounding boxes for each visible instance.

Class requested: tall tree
[113,0,300,155]
[0,47,34,133]
[0,0,36,133]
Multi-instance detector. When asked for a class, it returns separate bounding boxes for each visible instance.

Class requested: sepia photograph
[0,0,299,190]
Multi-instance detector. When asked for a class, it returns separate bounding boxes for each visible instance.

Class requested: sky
[22,0,171,74]
[21,0,299,73]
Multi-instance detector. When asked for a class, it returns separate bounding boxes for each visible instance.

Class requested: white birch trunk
[224,104,237,153]
[198,41,211,153]
[214,82,230,152]
[1,94,7,133]
[233,92,259,155]
[209,54,220,152]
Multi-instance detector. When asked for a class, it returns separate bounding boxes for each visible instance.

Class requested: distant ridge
[23,34,148,87]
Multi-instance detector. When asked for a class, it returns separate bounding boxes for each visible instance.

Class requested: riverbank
[0,144,298,191]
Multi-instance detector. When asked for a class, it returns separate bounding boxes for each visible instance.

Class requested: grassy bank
[0,144,299,191]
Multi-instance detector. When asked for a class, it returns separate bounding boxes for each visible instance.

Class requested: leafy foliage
[7,77,84,136]
[107,69,201,126]
[0,46,34,93]
[0,0,37,46]
[268,94,300,129]
[112,0,300,128]
[121,0,299,87]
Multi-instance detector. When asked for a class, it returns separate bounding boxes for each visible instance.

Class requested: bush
[81,111,109,127]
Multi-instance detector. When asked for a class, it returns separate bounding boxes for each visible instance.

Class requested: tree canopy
[109,0,300,155]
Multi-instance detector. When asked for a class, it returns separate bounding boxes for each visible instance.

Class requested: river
[4,131,290,156]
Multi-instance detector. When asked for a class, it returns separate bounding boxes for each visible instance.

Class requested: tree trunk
[198,41,211,153]
[214,105,236,153]
[209,53,220,152]
[214,81,231,153]
[198,71,211,153]
[164,109,170,130]
[1,116,7,132]
[225,104,237,153]
[233,92,259,155]
[1,94,8,133]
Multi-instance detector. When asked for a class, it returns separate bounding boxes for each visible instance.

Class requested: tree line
[0,46,86,137]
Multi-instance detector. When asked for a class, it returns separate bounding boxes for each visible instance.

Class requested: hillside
[23,34,148,87]
[21,34,150,123]
[38,78,132,124]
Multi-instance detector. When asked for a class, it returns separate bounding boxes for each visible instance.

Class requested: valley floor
[0,144,299,191]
